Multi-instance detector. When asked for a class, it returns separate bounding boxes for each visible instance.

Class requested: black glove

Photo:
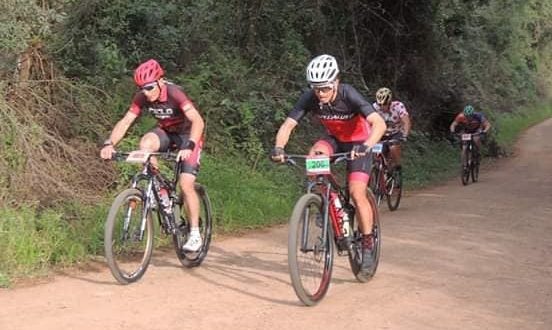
[270,147,285,163]
[352,144,369,157]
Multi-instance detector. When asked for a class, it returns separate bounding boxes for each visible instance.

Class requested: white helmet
[306,54,339,86]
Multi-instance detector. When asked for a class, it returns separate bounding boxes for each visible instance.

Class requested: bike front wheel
[348,189,381,282]
[460,146,470,185]
[386,167,403,211]
[288,193,334,306]
[173,183,213,267]
[104,188,154,284]
[369,166,384,206]
[471,151,480,183]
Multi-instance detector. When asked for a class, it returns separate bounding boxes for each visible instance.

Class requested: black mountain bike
[368,140,403,211]
[457,132,481,185]
[104,150,213,284]
[285,152,381,306]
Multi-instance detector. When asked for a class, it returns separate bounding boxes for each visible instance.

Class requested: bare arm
[182,104,205,143]
[108,111,138,146]
[364,112,386,148]
[482,120,491,133]
[275,117,298,149]
[449,120,457,133]
[100,110,138,159]
[402,115,412,136]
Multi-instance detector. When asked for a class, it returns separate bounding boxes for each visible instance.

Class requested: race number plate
[372,143,383,154]
[125,151,151,163]
[305,156,331,175]
[461,134,472,141]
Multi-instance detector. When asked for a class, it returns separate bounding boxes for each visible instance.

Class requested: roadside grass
[493,103,552,152]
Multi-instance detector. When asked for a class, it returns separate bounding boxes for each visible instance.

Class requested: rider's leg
[179,140,204,251]
[349,173,376,271]
[349,178,373,234]
[473,136,482,164]
[139,132,162,167]
[388,144,402,170]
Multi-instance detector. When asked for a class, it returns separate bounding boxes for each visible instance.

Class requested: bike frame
[119,152,180,240]
[289,153,352,253]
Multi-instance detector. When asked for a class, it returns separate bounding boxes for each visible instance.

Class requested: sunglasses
[141,83,157,92]
[312,85,334,93]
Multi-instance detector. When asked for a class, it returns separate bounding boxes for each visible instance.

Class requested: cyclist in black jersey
[100,59,206,252]
[271,54,386,272]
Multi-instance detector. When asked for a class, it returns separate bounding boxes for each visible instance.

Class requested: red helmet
[133,59,164,87]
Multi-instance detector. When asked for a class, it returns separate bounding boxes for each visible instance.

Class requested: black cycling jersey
[287,83,375,142]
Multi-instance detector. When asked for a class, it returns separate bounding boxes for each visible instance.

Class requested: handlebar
[284,151,364,167]
[111,151,180,162]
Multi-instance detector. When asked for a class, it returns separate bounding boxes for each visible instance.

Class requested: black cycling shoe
[360,234,375,273]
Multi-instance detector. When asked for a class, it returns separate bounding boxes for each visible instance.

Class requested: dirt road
[1,119,551,330]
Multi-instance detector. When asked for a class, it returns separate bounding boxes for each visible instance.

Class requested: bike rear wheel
[386,167,402,211]
[460,146,470,185]
[104,188,154,284]
[288,193,334,306]
[348,189,381,282]
[173,184,213,267]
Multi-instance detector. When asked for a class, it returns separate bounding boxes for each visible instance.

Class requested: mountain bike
[284,152,380,306]
[368,139,403,211]
[104,150,213,284]
[457,132,481,185]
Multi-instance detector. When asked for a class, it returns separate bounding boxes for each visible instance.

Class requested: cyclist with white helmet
[449,104,491,158]
[271,54,386,273]
[372,87,411,171]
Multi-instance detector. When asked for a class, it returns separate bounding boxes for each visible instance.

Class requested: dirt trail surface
[2,119,552,330]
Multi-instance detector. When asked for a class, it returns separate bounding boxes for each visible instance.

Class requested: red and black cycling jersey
[129,83,194,133]
[287,83,376,142]
[453,112,488,133]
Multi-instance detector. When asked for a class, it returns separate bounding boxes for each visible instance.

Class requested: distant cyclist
[372,87,411,171]
[100,59,205,252]
[449,104,491,159]
[271,54,386,273]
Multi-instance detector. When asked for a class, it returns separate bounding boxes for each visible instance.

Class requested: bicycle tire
[288,193,334,306]
[369,165,384,206]
[348,189,381,282]
[104,188,154,284]
[460,145,470,185]
[471,151,480,183]
[173,184,213,267]
[386,167,402,211]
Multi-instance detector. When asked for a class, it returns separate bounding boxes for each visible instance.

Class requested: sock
[190,227,200,237]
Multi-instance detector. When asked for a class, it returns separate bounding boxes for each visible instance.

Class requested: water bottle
[341,207,351,237]
[331,192,350,237]
[158,187,172,214]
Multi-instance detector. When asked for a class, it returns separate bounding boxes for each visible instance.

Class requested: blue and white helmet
[306,54,339,86]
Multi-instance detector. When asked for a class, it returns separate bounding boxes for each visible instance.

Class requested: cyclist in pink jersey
[271,54,386,273]
[372,87,411,171]
[100,59,205,252]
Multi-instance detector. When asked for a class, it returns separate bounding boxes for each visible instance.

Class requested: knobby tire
[104,188,154,284]
[288,193,334,306]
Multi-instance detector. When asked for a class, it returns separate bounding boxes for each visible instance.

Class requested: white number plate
[461,134,472,141]
[372,143,383,154]
[305,156,331,175]
[125,151,151,163]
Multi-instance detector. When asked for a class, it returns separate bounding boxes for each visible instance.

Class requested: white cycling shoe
[182,235,203,252]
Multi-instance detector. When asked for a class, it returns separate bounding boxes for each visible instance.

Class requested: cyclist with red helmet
[100,59,205,252]
[372,87,411,171]
[271,54,386,273]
